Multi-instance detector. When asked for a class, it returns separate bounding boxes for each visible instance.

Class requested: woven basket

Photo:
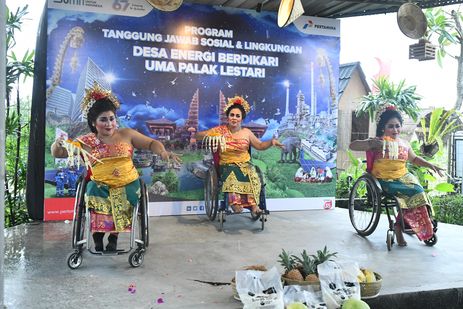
[360,272,382,299]
[281,275,321,291]
[231,278,240,301]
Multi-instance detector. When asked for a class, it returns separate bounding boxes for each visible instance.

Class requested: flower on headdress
[375,104,397,123]
[225,95,251,114]
[80,81,120,116]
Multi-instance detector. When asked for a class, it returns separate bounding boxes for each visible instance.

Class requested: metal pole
[0,0,7,306]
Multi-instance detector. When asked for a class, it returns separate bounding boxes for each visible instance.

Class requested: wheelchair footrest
[89,248,127,256]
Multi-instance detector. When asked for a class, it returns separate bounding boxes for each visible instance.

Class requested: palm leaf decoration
[356,76,421,122]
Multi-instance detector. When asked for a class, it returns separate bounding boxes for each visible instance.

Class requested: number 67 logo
[113,0,129,11]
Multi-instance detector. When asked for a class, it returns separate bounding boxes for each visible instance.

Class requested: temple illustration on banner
[46,51,336,174]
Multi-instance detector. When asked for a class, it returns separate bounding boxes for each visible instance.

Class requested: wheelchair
[203,161,268,231]
[66,175,149,269]
[348,172,438,251]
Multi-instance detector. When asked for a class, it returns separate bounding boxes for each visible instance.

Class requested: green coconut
[341,298,370,309]
[286,302,308,309]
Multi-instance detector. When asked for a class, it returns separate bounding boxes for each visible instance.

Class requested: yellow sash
[91,157,139,188]
[371,159,407,179]
[220,149,250,164]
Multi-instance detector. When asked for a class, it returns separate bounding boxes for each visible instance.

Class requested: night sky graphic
[47,3,340,139]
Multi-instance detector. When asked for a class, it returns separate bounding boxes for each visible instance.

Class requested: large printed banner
[43,0,340,219]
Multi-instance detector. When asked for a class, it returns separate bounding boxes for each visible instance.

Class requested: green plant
[5,5,34,227]
[431,194,463,225]
[425,7,463,109]
[408,141,454,194]
[336,150,366,199]
[356,76,422,122]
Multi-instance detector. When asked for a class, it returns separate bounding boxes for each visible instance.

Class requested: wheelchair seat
[203,149,268,231]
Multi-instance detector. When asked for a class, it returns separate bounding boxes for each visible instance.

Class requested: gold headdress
[80,82,120,116]
[224,95,251,114]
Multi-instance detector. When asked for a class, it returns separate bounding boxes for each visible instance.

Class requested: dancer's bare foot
[394,224,407,247]
[251,205,262,215]
[231,204,243,213]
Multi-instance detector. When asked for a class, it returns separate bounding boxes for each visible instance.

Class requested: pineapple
[304,274,319,282]
[278,249,303,281]
[286,269,304,281]
[311,246,338,272]
[292,250,317,281]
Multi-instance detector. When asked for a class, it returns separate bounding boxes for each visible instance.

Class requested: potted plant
[416,107,462,157]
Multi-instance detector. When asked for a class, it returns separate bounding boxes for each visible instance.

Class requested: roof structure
[338,62,370,101]
[186,0,463,18]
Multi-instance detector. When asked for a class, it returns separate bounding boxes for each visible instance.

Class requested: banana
[357,271,366,283]
[363,269,376,283]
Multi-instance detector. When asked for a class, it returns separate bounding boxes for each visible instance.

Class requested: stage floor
[4,208,463,308]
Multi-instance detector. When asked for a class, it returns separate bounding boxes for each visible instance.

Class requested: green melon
[341,298,370,309]
[286,302,308,309]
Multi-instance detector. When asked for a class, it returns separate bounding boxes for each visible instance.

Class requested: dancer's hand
[367,138,383,151]
[429,164,445,177]
[160,150,182,165]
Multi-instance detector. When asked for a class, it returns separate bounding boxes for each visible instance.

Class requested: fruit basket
[278,246,337,292]
[359,272,382,299]
[281,275,321,291]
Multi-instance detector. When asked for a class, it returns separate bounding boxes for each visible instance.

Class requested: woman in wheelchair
[349,106,444,246]
[51,83,181,252]
[195,95,283,215]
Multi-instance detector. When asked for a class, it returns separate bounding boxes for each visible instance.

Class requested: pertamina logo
[303,19,336,31]
[302,20,314,29]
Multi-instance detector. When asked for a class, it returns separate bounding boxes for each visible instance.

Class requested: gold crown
[224,95,251,114]
[80,82,120,115]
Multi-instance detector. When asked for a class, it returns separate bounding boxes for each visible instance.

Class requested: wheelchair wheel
[67,251,83,269]
[218,211,225,231]
[251,165,265,222]
[250,211,261,221]
[348,174,381,236]
[204,166,219,221]
[432,219,438,232]
[386,229,395,251]
[71,177,86,250]
[129,250,144,267]
[424,234,438,246]
[139,179,149,248]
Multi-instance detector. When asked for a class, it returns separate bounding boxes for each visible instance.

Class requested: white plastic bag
[317,261,361,309]
[236,266,284,309]
[283,285,328,309]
